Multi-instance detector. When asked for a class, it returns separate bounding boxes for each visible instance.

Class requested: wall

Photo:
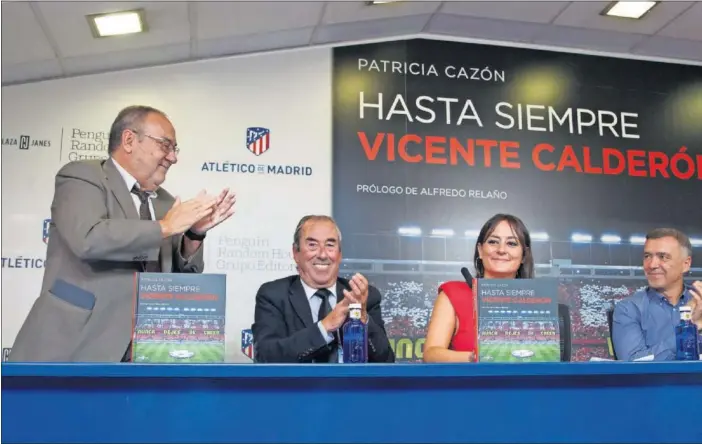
[1,47,332,362]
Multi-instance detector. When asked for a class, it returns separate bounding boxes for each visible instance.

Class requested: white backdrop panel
[1,47,332,362]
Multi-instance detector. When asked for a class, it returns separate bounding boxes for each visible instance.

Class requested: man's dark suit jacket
[252,274,395,363]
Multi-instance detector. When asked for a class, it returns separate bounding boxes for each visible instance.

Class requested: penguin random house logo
[201,126,313,177]
[43,218,51,244]
[2,134,51,150]
[241,328,254,361]
[62,128,109,162]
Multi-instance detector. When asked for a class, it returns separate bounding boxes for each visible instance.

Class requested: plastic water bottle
[342,303,368,363]
[675,306,699,361]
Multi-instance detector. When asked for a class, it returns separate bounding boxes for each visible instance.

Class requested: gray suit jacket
[9,158,205,362]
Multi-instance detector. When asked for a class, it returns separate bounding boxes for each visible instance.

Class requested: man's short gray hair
[293,215,342,252]
[108,105,168,154]
[646,227,692,257]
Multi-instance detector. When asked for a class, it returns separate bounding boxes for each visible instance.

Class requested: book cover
[475,277,560,362]
[131,272,226,363]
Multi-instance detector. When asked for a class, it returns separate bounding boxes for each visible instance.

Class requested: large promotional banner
[1,47,332,362]
[332,38,702,362]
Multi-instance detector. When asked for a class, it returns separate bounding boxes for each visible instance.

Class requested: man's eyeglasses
[130,129,180,155]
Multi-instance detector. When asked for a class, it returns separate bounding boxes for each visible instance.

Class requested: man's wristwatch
[185,229,206,241]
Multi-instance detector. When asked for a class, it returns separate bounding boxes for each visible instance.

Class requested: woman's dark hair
[473,213,534,279]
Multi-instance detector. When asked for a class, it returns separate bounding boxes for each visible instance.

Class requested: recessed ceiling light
[87,9,147,38]
[365,0,404,5]
[602,1,658,19]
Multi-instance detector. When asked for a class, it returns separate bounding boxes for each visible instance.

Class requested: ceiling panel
[633,34,702,61]
[322,1,440,24]
[534,24,647,52]
[194,1,323,41]
[657,2,702,40]
[314,14,429,44]
[2,0,701,87]
[427,14,547,43]
[1,59,64,85]
[196,27,315,59]
[439,1,570,24]
[61,42,191,76]
[36,1,190,57]
[554,1,695,35]
[0,2,56,64]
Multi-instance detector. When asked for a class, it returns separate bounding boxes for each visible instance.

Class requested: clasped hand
[321,273,370,333]
[160,188,236,238]
[688,280,702,330]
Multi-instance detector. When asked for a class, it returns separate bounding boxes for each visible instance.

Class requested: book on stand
[474,277,561,362]
[131,272,226,363]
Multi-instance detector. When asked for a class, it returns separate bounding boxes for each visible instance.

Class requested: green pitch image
[479,343,560,362]
[133,342,225,363]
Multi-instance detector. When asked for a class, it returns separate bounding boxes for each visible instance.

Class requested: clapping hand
[160,193,217,238]
[689,281,702,330]
[321,298,351,333]
[343,273,370,322]
[190,188,236,235]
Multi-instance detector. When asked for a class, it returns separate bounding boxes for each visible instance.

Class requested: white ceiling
[2,1,702,86]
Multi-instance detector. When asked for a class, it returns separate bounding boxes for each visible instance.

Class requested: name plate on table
[131,273,226,363]
[475,277,560,362]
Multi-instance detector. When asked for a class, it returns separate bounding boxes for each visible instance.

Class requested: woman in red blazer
[423,214,535,362]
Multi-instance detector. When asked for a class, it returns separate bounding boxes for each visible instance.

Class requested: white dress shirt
[112,159,158,219]
[299,278,337,345]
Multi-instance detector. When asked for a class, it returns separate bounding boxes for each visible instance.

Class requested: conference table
[2,361,701,443]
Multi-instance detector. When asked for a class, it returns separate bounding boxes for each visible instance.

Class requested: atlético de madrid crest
[241,328,254,361]
[42,218,51,244]
[246,127,270,156]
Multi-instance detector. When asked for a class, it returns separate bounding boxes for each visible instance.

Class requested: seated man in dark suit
[252,215,395,363]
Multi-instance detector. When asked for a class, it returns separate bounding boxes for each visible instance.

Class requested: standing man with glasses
[9,105,236,362]
[252,215,395,363]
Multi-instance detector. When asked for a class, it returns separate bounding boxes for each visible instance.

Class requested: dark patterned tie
[315,289,332,322]
[314,289,337,363]
[131,185,161,273]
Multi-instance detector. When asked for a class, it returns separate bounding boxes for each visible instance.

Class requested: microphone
[461,267,474,289]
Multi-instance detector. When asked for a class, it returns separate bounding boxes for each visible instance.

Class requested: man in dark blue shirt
[613,228,702,361]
